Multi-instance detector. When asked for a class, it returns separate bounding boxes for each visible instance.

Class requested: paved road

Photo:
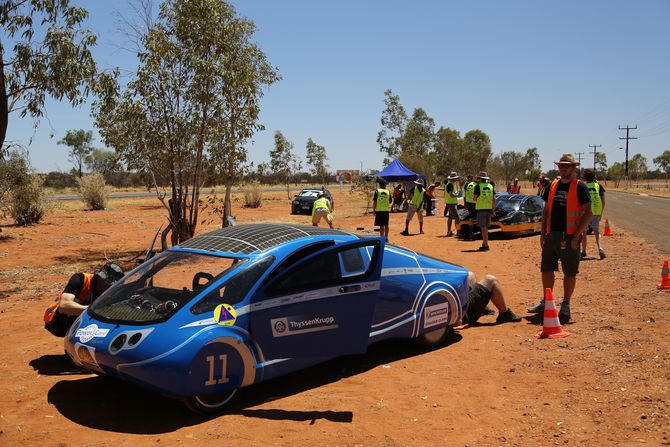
[605,191,670,255]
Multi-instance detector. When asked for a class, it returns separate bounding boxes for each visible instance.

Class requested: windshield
[496,200,520,211]
[299,190,320,198]
[90,251,247,324]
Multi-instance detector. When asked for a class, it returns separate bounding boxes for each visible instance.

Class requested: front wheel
[414,326,453,348]
[183,388,240,414]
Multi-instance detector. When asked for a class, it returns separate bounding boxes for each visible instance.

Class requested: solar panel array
[179,224,349,254]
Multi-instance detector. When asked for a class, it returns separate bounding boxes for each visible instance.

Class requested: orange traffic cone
[603,219,613,236]
[658,260,670,290]
[535,288,571,339]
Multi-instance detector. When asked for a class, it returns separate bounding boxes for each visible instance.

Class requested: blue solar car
[64,224,469,413]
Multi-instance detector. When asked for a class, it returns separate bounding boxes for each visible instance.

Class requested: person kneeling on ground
[43,262,125,336]
[462,271,522,325]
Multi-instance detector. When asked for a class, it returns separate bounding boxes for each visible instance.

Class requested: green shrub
[1,150,50,226]
[77,173,109,210]
[243,183,263,208]
[9,174,49,225]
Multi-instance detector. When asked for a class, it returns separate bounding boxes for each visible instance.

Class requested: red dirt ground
[0,188,668,446]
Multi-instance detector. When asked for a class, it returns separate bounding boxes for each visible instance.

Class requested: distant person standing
[401,179,425,236]
[373,179,391,241]
[473,172,495,251]
[581,169,606,260]
[392,183,404,212]
[463,174,477,240]
[528,154,592,323]
[424,181,440,216]
[508,178,521,194]
[444,172,460,237]
[312,192,334,228]
[537,175,549,196]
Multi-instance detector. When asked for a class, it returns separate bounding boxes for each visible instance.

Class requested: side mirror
[294,194,298,198]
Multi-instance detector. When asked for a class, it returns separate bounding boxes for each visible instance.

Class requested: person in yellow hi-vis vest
[444,172,460,237]
[373,179,391,241]
[461,174,477,240]
[473,171,495,251]
[401,178,425,236]
[311,192,333,228]
[580,168,606,260]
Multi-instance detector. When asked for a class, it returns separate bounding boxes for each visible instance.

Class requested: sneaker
[599,249,606,260]
[527,299,545,313]
[400,230,409,236]
[559,300,571,323]
[447,231,454,237]
[478,245,490,251]
[496,308,522,324]
[580,251,587,260]
[482,306,495,316]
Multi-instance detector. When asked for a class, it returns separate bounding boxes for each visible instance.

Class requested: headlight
[292,200,299,205]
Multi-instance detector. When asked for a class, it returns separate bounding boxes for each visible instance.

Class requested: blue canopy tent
[376,159,427,184]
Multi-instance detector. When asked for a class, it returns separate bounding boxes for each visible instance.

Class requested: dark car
[456,193,545,238]
[291,188,334,215]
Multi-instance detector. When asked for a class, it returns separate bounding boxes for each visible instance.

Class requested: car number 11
[204,354,229,386]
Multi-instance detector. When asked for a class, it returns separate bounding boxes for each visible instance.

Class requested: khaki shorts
[541,231,581,276]
[406,204,424,223]
[476,210,492,228]
[312,208,332,225]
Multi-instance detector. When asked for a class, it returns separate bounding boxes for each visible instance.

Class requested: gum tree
[94,0,279,242]
[305,137,328,185]
[270,131,301,199]
[1,0,97,156]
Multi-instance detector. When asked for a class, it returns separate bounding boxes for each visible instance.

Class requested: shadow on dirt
[30,354,89,375]
[524,313,544,326]
[46,334,462,433]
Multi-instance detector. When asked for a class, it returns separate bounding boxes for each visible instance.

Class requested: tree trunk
[222,180,233,228]
[0,47,9,157]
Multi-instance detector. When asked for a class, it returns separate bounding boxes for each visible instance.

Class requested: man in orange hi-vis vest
[527,154,592,323]
[44,263,124,336]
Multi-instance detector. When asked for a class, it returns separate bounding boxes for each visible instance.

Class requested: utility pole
[618,125,637,177]
[575,151,585,177]
[589,144,602,171]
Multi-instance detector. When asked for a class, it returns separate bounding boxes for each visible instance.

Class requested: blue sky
[6,0,670,174]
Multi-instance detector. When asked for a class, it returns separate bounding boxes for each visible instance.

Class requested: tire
[183,388,240,414]
[414,326,453,348]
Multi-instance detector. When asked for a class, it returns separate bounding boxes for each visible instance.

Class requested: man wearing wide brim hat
[527,153,592,324]
[472,171,495,251]
[444,172,460,237]
[401,178,426,235]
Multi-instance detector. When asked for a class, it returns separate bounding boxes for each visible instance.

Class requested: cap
[95,262,124,285]
[555,153,580,166]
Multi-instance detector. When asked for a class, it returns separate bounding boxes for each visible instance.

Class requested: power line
[618,125,637,177]
[588,144,602,170]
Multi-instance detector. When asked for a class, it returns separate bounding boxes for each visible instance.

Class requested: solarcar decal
[214,304,237,326]
[270,314,338,337]
[75,324,110,343]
